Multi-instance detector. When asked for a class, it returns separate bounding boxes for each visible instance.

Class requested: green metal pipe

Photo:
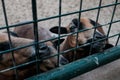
[26,45,120,80]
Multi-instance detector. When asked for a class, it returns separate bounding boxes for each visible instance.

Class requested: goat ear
[0,42,10,51]
[103,43,114,50]
[89,19,106,35]
[50,26,68,34]
[52,38,65,49]
[72,18,79,26]
[89,19,102,27]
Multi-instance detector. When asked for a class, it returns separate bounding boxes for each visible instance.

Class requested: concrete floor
[71,59,120,80]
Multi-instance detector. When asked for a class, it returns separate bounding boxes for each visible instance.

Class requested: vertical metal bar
[115,34,120,46]
[57,0,62,66]
[78,0,82,30]
[73,0,83,61]
[89,0,102,55]
[31,0,40,74]
[106,0,118,37]
[1,0,19,79]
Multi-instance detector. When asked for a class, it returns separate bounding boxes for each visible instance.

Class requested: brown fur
[14,24,67,70]
[61,18,95,62]
[0,33,41,80]
[14,24,52,41]
[0,31,66,79]
[50,17,112,62]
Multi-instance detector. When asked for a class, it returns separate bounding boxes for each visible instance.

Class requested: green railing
[26,45,120,80]
[0,0,120,80]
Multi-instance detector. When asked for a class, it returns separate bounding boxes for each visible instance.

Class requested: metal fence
[0,0,120,80]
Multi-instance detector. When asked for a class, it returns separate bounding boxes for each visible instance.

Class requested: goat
[0,32,63,80]
[13,24,68,66]
[50,17,113,62]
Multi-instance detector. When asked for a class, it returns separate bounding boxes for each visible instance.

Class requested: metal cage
[0,0,120,80]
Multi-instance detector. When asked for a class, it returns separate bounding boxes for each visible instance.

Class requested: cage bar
[0,2,120,30]
[57,0,62,67]
[31,0,41,74]
[73,0,83,61]
[107,0,118,37]
[115,34,120,46]
[26,45,120,80]
[0,0,120,80]
[89,0,102,55]
[1,0,19,79]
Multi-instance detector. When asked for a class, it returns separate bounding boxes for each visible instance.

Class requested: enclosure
[0,0,120,80]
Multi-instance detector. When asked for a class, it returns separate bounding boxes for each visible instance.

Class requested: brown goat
[50,17,113,62]
[0,32,61,80]
[13,24,68,66]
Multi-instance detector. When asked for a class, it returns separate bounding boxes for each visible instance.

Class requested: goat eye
[40,45,47,50]
[87,39,92,43]
[39,43,48,50]
[70,25,76,32]
[96,36,102,39]
[70,26,75,29]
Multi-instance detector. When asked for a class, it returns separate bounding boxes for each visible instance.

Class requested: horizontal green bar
[0,3,120,29]
[1,33,119,73]
[26,45,120,80]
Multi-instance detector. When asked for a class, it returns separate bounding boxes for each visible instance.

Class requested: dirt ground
[0,0,120,80]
